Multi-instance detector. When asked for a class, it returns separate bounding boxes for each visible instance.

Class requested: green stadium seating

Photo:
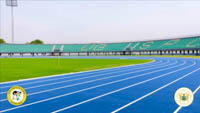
[0,36,199,53]
[128,36,200,50]
[0,44,53,53]
[62,44,84,52]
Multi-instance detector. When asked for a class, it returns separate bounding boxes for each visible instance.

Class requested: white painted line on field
[0,59,156,85]
[173,85,200,113]
[0,60,166,94]
[0,59,157,88]
[111,61,199,113]
[0,59,182,113]
[0,60,173,101]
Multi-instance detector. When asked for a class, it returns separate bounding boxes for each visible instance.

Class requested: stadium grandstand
[0,36,200,56]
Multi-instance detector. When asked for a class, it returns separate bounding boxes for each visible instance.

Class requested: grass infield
[0,58,152,82]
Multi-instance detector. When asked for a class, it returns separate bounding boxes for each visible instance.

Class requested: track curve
[0,56,200,113]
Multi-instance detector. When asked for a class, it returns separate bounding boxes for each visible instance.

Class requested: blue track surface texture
[0,56,200,113]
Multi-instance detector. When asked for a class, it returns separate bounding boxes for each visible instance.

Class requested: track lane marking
[0,60,166,95]
[50,60,192,113]
[0,59,172,101]
[111,61,199,113]
[0,60,182,112]
[0,59,158,88]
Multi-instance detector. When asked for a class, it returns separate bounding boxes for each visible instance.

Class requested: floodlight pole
[11,6,14,43]
[0,0,2,38]
[6,0,17,44]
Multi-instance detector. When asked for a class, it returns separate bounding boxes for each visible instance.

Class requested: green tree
[29,39,44,44]
[0,38,6,44]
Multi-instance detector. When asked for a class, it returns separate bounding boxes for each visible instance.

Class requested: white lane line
[0,59,168,101]
[111,62,199,113]
[0,58,155,85]
[173,85,200,113]
[0,60,173,102]
[0,60,180,113]
[0,58,158,86]
[174,107,182,113]
[50,60,192,113]
[0,60,166,94]
[0,59,158,89]
[0,60,163,94]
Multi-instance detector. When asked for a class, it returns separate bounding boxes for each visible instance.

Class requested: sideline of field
[53,55,200,59]
[0,58,152,83]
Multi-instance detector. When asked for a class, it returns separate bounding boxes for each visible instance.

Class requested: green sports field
[0,58,152,82]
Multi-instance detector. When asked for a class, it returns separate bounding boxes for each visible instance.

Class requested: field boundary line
[0,59,165,93]
[0,60,159,89]
[0,59,169,100]
[0,59,155,84]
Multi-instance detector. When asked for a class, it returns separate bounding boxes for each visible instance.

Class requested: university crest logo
[7,86,27,106]
[174,87,193,107]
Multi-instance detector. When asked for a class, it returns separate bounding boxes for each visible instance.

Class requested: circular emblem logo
[7,86,27,106]
[174,87,194,107]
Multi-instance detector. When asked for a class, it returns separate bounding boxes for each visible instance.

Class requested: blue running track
[0,56,200,113]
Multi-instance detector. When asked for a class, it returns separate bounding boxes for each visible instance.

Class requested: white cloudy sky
[1,0,200,44]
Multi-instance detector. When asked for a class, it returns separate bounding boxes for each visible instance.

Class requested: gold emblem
[7,86,27,106]
[174,87,193,107]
